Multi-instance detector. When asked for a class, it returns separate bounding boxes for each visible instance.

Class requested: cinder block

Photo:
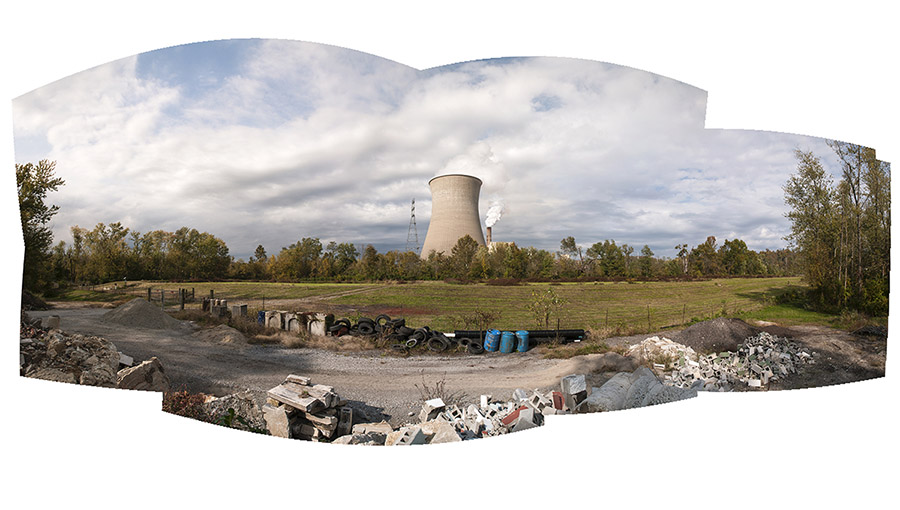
[418,398,446,422]
[231,304,247,317]
[560,374,587,395]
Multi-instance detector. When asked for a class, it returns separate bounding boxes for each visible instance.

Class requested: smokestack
[421,174,486,258]
[486,226,492,245]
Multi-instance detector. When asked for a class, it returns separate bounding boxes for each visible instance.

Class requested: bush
[162,390,211,422]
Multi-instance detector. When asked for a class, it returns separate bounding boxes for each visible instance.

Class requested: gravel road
[27,306,632,425]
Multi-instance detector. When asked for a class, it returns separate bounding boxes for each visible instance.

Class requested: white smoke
[436,141,509,193]
[485,200,504,227]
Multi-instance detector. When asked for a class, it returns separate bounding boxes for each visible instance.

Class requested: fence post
[180,288,185,311]
[160,289,165,308]
[192,288,195,300]
[647,304,651,332]
[210,289,214,300]
[682,304,686,326]
[147,288,151,302]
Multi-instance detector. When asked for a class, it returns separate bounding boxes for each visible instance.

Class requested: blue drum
[515,330,530,352]
[484,329,501,352]
[500,331,516,353]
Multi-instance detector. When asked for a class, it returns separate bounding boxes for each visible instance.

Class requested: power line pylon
[406,198,420,255]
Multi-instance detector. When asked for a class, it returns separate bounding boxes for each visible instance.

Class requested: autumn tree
[16,160,65,291]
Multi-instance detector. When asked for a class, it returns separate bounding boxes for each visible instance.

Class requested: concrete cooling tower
[421,174,486,258]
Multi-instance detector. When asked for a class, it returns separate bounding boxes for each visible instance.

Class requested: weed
[162,390,211,422]
[414,370,467,405]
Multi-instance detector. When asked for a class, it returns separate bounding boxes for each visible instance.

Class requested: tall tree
[16,160,65,291]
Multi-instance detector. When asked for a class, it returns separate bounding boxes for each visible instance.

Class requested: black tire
[357,317,375,326]
[427,334,450,352]
[390,344,408,353]
[405,338,419,349]
[328,324,345,333]
[467,341,485,354]
[387,318,406,329]
[458,337,470,347]
[375,314,391,326]
[397,326,414,337]
[357,322,375,335]
[410,328,428,342]
[335,318,352,329]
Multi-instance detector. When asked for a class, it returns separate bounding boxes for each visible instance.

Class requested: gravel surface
[28,306,630,426]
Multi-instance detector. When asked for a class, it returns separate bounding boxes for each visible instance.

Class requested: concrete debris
[418,398,446,422]
[658,332,817,391]
[560,374,589,410]
[203,390,267,432]
[332,432,386,445]
[116,357,170,392]
[574,366,697,413]
[386,426,427,446]
[264,374,351,442]
[21,328,122,388]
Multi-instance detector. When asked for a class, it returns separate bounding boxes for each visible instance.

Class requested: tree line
[784,141,890,315]
[19,159,798,292]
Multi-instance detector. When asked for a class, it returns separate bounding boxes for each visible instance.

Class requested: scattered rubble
[574,367,697,413]
[630,332,817,391]
[102,298,186,330]
[664,332,816,390]
[21,328,123,387]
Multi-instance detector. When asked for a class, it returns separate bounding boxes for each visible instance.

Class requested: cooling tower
[421,174,486,258]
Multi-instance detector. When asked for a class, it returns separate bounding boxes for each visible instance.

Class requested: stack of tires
[327,314,484,355]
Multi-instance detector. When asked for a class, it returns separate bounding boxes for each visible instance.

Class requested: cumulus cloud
[12,40,850,259]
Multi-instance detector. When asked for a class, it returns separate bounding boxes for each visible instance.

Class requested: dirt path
[27,306,886,425]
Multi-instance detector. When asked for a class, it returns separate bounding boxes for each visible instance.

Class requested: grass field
[54,277,840,334]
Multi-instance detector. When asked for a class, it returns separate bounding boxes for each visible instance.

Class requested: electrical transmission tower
[406,198,420,255]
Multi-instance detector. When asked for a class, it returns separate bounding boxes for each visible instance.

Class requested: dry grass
[414,370,468,405]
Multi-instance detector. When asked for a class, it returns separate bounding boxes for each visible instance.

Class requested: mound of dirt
[671,318,760,353]
[193,325,249,345]
[101,298,185,330]
[21,290,49,311]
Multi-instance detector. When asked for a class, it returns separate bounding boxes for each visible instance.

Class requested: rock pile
[20,314,170,392]
[21,329,125,387]
[665,331,816,390]
[262,375,351,441]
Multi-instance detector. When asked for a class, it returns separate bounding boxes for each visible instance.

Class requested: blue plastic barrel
[484,329,501,352]
[515,330,530,352]
[257,311,266,325]
[500,331,515,353]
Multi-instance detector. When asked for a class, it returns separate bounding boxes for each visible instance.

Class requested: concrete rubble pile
[262,375,353,441]
[665,331,816,390]
[20,312,170,391]
[629,332,816,391]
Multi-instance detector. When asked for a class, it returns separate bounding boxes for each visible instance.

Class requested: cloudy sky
[13,38,846,260]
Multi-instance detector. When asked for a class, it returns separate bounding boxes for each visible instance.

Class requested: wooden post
[605,308,609,328]
[192,288,195,300]
[147,288,151,302]
[647,304,651,332]
[160,289,165,308]
[180,288,185,311]
[682,304,686,325]
[210,289,214,299]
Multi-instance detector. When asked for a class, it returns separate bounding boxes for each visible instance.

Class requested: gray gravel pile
[102,298,186,330]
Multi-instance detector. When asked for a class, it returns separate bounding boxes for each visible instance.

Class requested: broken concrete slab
[352,421,394,436]
[332,432,386,445]
[386,426,426,446]
[575,372,632,413]
[116,357,170,391]
[424,420,463,444]
[262,403,291,438]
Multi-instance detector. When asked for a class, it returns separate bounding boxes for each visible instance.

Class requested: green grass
[324,277,807,332]
[50,276,868,335]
